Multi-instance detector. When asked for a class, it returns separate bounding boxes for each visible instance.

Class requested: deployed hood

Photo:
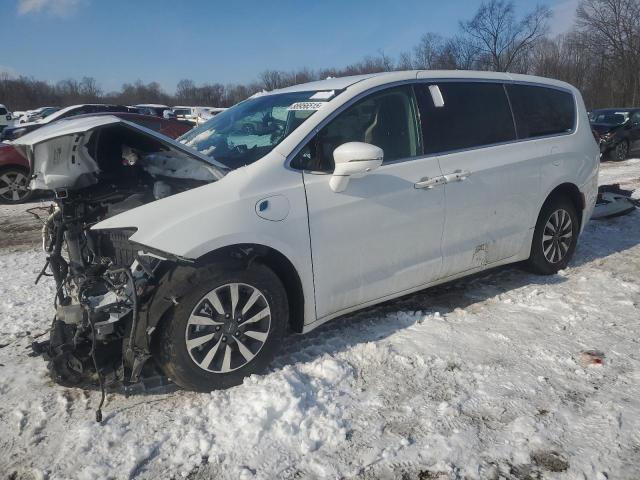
[12,115,227,191]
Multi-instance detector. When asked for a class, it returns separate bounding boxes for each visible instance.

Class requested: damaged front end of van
[15,116,227,394]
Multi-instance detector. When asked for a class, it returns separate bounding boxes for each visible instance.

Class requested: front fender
[93,163,317,326]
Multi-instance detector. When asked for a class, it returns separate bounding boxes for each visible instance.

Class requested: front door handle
[443,169,471,183]
[414,176,446,189]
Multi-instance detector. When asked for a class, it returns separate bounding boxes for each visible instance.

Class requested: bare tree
[460,0,551,71]
[412,33,445,69]
[397,51,414,69]
[176,79,196,103]
[76,77,102,103]
[260,70,288,91]
[575,0,640,105]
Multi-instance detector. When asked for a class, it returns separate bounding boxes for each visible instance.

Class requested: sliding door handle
[443,169,472,183]
[414,176,445,189]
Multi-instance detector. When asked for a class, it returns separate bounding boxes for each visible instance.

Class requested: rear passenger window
[291,85,421,171]
[0,108,7,115]
[415,82,516,154]
[506,84,575,139]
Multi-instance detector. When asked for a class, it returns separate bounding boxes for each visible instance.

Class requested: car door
[294,85,446,320]
[414,81,537,277]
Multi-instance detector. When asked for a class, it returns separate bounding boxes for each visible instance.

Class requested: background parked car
[589,108,640,160]
[71,111,193,138]
[0,104,132,141]
[172,106,225,125]
[10,111,26,124]
[0,104,11,133]
[133,104,171,117]
[0,144,31,203]
[0,111,192,204]
[25,106,60,123]
[200,106,226,119]
[172,106,198,124]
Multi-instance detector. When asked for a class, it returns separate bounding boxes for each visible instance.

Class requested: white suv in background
[16,71,599,392]
[172,106,225,125]
[0,104,11,132]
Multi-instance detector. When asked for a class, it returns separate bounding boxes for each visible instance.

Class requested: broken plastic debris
[578,350,605,367]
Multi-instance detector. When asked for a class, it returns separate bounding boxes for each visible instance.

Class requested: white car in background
[11,110,27,125]
[0,105,11,132]
[26,106,60,123]
[133,104,171,117]
[172,106,226,125]
[202,106,226,118]
[1,103,130,141]
[171,105,198,124]
[15,70,599,393]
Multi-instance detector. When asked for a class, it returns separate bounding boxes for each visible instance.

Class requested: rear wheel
[0,167,32,204]
[155,261,288,391]
[610,140,629,161]
[525,195,579,275]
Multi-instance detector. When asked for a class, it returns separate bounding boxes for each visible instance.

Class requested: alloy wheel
[615,141,628,161]
[542,209,573,264]
[0,170,30,203]
[185,282,271,373]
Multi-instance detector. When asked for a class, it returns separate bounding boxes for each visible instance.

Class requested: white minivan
[16,71,599,391]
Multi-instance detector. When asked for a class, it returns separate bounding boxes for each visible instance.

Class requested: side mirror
[329,142,383,192]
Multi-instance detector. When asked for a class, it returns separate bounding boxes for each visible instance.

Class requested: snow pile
[0,249,55,341]
[0,160,639,479]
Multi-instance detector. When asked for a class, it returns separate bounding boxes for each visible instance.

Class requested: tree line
[2,0,639,112]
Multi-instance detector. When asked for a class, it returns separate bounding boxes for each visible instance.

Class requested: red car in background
[0,112,192,204]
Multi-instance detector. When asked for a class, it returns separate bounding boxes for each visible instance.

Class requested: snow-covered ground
[1,160,639,480]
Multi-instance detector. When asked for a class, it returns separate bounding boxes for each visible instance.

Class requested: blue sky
[2,0,579,93]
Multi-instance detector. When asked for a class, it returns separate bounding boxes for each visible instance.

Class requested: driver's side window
[292,85,421,172]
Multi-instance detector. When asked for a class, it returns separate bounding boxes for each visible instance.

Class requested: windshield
[590,110,630,125]
[179,91,329,169]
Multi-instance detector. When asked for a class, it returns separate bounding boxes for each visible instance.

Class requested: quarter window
[506,84,575,139]
[415,82,516,154]
[292,85,421,171]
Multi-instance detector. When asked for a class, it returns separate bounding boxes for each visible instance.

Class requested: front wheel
[155,261,288,391]
[525,196,579,275]
[0,167,33,204]
[610,140,629,161]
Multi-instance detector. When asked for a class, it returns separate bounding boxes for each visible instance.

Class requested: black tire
[610,140,629,161]
[0,166,33,204]
[154,261,288,391]
[525,195,579,275]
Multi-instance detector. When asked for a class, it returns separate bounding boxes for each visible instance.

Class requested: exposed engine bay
[16,118,225,417]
